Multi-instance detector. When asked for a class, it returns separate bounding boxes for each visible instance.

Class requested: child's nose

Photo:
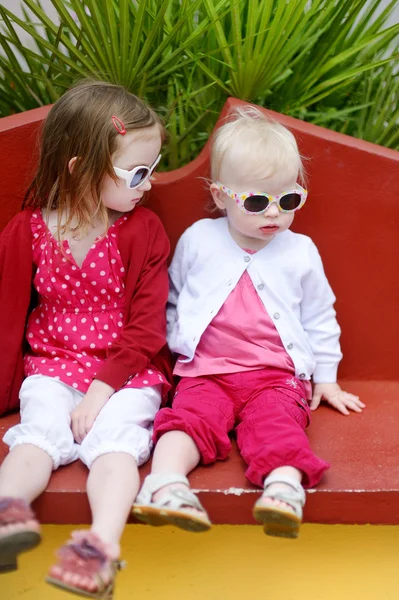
[138,177,152,192]
[264,200,279,217]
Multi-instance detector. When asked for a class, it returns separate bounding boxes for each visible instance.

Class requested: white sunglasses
[113,154,161,190]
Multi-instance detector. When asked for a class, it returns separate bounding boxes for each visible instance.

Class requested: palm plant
[0,0,398,169]
[192,0,399,127]
[342,50,399,147]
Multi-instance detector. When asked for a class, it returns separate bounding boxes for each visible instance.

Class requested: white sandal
[252,474,306,539]
[132,474,212,533]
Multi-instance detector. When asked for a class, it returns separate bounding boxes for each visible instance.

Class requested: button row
[271,312,295,352]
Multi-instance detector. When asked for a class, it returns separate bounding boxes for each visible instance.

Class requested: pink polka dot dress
[24,209,167,393]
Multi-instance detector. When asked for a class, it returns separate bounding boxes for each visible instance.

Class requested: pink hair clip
[111,115,126,135]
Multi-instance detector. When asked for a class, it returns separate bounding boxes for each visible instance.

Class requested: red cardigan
[0,207,173,415]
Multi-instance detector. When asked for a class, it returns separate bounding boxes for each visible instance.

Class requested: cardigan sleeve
[0,210,35,415]
[300,240,343,383]
[166,226,197,342]
[167,230,188,341]
[95,214,170,390]
[0,210,34,288]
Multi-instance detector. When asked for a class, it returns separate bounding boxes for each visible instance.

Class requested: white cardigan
[167,217,342,383]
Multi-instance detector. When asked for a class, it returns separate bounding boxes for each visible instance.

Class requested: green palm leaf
[0,0,398,162]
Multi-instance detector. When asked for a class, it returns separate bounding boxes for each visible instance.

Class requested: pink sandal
[46,531,124,599]
[0,497,41,572]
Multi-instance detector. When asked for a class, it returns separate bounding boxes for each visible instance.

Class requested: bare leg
[0,444,52,536]
[152,430,200,475]
[0,444,53,501]
[88,452,140,549]
[150,431,201,509]
[49,452,140,593]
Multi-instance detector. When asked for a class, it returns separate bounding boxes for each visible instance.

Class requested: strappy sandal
[252,474,306,539]
[132,473,212,533]
[46,531,124,599]
[0,497,41,572]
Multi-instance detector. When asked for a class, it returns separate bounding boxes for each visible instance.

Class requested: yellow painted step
[3,524,399,600]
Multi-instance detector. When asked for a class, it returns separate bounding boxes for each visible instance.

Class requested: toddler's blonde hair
[210,105,305,185]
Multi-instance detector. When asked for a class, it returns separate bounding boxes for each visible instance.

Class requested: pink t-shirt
[24,209,167,394]
[175,268,312,398]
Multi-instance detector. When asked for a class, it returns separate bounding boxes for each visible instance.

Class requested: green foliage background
[0,0,398,169]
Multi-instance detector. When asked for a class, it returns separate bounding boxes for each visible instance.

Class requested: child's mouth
[260,225,279,233]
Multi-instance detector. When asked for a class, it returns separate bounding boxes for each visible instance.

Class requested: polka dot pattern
[24,210,167,393]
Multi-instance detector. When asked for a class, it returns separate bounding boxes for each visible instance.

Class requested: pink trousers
[153,368,329,488]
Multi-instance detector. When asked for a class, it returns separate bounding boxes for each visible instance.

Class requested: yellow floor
[3,524,399,600]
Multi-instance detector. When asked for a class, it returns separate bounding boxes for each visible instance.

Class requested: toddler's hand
[71,380,115,444]
[310,382,365,415]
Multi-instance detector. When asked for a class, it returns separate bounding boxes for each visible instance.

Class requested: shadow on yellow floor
[2,524,399,600]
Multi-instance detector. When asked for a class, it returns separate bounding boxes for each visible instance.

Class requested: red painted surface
[1,380,398,525]
[1,98,399,524]
[0,105,51,227]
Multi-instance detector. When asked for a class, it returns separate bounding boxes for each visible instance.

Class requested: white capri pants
[3,375,162,469]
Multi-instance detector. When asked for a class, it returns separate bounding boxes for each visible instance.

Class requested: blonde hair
[24,80,164,238]
[210,105,305,185]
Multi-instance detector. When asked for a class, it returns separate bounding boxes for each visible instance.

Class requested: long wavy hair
[23,80,164,238]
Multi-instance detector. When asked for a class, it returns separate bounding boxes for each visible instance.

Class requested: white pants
[3,375,162,470]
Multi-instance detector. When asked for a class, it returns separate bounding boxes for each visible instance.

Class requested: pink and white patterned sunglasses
[216,182,307,214]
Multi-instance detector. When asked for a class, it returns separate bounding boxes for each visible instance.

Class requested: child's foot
[46,530,123,598]
[256,482,299,513]
[152,482,206,519]
[132,473,211,532]
[252,475,305,539]
[0,497,41,572]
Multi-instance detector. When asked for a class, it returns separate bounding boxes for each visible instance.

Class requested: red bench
[1,98,399,525]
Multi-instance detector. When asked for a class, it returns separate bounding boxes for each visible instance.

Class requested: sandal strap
[92,559,120,595]
[261,489,303,516]
[68,540,107,565]
[0,497,36,525]
[135,474,208,516]
[53,534,122,594]
[153,487,205,513]
[135,473,190,505]
[263,474,306,506]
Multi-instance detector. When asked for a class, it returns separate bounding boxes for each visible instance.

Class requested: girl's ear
[210,183,226,211]
[68,157,77,173]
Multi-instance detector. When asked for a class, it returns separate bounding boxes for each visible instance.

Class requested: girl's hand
[310,382,365,415]
[71,380,115,444]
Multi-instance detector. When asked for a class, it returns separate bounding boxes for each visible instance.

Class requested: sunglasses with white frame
[216,182,308,214]
[113,154,161,190]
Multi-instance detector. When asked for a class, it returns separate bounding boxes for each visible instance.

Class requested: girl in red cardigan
[0,81,171,597]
